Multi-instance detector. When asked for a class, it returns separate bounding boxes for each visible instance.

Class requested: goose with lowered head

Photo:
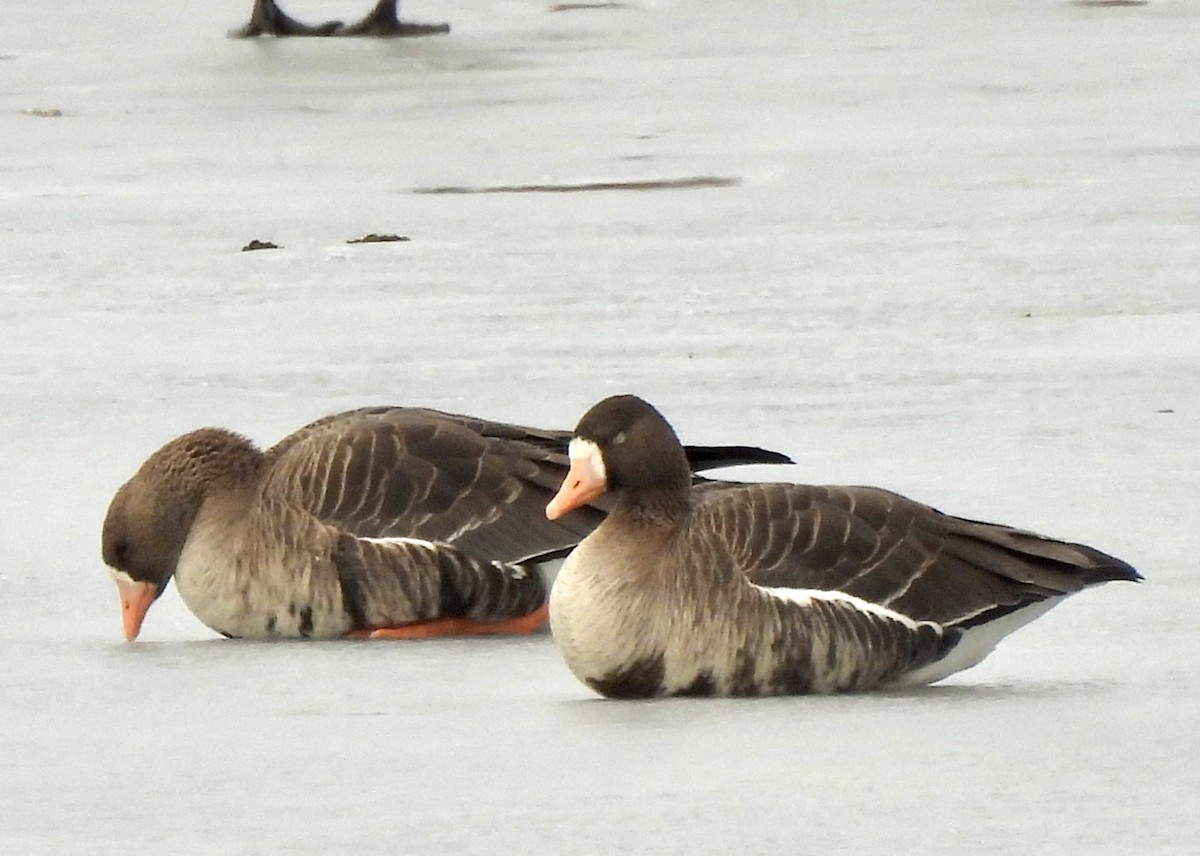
[102,405,790,642]
[545,394,1141,698]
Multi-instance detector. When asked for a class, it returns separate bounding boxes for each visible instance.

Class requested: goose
[545,394,1142,698]
[232,0,449,38]
[101,405,789,642]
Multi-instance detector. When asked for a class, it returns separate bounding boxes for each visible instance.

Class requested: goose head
[546,395,691,520]
[101,428,260,641]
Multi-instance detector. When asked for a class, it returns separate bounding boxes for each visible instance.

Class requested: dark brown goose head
[546,395,692,521]
[101,428,262,641]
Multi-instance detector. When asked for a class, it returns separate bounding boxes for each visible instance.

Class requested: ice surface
[1,1,1197,853]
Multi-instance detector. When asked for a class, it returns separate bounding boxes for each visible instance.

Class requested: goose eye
[106,538,131,568]
[612,432,626,446]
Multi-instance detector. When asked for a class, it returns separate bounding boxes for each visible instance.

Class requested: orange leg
[347,602,549,640]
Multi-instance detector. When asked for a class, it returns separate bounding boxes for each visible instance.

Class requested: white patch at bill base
[568,437,606,483]
[108,568,139,587]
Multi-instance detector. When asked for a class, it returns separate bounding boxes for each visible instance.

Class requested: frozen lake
[2,0,1197,852]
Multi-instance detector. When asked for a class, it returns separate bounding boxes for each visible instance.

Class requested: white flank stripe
[755,584,928,631]
[360,536,439,551]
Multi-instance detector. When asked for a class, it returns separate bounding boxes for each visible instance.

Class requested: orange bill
[546,454,607,520]
[116,578,159,641]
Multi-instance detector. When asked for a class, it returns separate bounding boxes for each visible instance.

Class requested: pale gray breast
[174,493,354,639]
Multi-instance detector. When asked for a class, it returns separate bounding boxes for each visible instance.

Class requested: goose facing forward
[101,406,790,642]
[545,395,1141,698]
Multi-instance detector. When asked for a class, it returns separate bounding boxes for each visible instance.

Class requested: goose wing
[693,482,1140,628]
[265,407,792,565]
[264,407,600,564]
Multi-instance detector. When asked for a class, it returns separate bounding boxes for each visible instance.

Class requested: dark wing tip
[1010,530,1143,587]
[683,444,794,471]
[1080,553,1143,585]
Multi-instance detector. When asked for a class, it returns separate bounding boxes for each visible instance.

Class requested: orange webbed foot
[349,602,549,640]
